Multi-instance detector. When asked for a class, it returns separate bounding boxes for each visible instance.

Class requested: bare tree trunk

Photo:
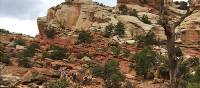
[166,32,176,88]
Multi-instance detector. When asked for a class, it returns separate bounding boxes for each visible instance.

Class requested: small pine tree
[0,51,11,65]
[129,9,138,17]
[91,60,124,88]
[114,22,125,37]
[45,78,69,88]
[14,39,26,46]
[48,46,69,60]
[78,31,93,43]
[118,4,128,15]
[18,55,32,68]
[178,1,188,10]
[140,14,151,24]
[44,26,55,39]
[103,24,114,38]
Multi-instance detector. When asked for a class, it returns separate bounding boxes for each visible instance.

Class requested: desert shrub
[114,22,125,37]
[129,9,138,17]
[140,14,151,24]
[45,78,69,88]
[118,4,128,15]
[78,31,93,43]
[123,49,131,58]
[42,51,49,58]
[103,24,114,38]
[14,39,26,46]
[124,81,135,88]
[174,1,180,5]
[44,27,55,39]
[187,83,200,88]
[111,46,121,57]
[139,0,148,4]
[178,1,188,10]
[0,28,9,34]
[176,57,200,87]
[22,43,39,57]
[175,47,183,57]
[18,55,32,68]
[131,48,157,77]
[48,46,69,60]
[91,60,125,88]
[136,31,158,48]
[76,51,91,59]
[0,51,11,65]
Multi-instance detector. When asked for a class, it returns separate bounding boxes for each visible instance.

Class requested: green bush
[187,82,200,88]
[136,31,158,48]
[123,49,131,58]
[175,47,183,57]
[114,22,125,37]
[131,48,157,77]
[78,31,93,43]
[48,46,69,60]
[174,1,180,5]
[178,1,188,10]
[91,60,124,88]
[129,9,138,17]
[139,0,148,4]
[118,4,128,15]
[140,14,151,24]
[103,24,114,38]
[14,39,26,46]
[111,46,121,57]
[0,51,11,65]
[45,78,69,88]
[0,28,9,34]
[22,43,39,57]
[76,51,90,59]
[124,81,135,88]
[18,55,32,68]
[44,27,55,39]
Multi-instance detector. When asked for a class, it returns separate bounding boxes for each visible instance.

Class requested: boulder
[15,45,25,50]
[81,56,91,61]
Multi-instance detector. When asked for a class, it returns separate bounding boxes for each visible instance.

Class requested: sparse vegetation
[48,46,69,60]
[0,51,11,65]
[129,9,138,17]
[45,78,69,88]
[140,14,151,24]
[44,26,55,39]
[103,24,114,38]
[139,0,148,4]
[91,60,125,88]
[78,31,93,43]
[17,55,32,68]
[111,45,121,57]
[124,81,135,88]
[118,4,128,15]
[114,22,125,37]
[136,31,158,48]
[178,1,188,10]
[22,43,39,57]
[131,48,157,77]
[0,28,9,34]
[14,39,26,46]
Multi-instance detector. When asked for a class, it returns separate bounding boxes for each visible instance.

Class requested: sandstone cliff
[36,0,200,45]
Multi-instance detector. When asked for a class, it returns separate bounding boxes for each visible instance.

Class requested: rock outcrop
[36,0,200,44]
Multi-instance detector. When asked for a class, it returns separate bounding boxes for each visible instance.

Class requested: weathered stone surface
[15,45,25,50]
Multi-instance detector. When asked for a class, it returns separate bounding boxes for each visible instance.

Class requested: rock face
[117,0,173,9]
[176,11,200,44]
[36,0,200,44]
